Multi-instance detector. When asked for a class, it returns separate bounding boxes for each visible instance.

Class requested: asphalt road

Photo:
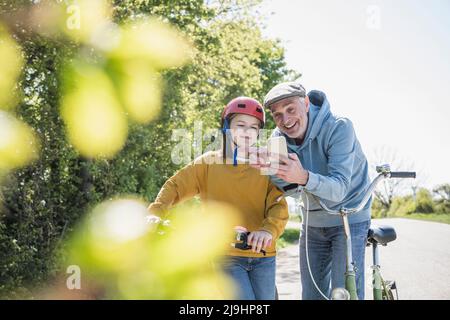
[276,218,450,300]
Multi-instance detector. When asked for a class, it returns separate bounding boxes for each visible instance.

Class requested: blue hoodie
[270,90,372,227]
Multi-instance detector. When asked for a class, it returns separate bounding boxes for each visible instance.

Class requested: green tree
[0,0,296,298]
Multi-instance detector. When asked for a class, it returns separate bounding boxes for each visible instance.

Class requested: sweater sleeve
[147,158,207,219]
[260,181,289,240]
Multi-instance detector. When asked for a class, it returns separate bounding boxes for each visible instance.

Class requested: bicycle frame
[310,164,415,300]
[342,212,358,300]
[370,240,398,300]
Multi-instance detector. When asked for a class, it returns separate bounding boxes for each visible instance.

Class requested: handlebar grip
[390,171,416,178]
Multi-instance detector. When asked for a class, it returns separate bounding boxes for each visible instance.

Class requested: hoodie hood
[305,90,331,141]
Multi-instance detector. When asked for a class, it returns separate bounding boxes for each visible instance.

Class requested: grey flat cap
[263,81,306,108]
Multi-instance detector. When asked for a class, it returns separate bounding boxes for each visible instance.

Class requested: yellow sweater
[147,150,289,257]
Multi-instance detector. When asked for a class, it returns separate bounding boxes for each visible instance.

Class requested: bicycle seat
[367,225,396,245]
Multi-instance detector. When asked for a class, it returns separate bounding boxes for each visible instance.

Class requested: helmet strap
[233,145,238,167]
[222,117,241,166]
[221,118,229,134]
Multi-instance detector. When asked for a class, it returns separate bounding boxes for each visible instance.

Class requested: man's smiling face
[270,96,310,140]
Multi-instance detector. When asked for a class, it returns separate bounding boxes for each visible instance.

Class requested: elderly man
[253,82,371,300]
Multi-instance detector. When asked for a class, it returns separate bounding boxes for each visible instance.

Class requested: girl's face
[228,113,261,149]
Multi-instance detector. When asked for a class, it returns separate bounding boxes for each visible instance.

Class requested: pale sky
[258,0,450,189]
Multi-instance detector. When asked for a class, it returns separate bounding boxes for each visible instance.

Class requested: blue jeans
[221,256,276,300]
[299,220,370,300]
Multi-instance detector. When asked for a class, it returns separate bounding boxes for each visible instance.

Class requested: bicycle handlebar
[389,171,416,178]
[313,166,416,215]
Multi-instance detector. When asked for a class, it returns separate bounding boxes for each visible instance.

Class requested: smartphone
[267,136,289,162]
[260,136,289,175]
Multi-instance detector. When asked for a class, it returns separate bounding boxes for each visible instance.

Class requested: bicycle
[303,164,416,300]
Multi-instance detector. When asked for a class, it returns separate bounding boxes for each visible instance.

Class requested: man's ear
[304,95,310,112]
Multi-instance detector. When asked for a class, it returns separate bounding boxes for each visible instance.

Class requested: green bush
[371,197,386,218]
[434,201,450,214]
[280,228,300,244]
[371,186,450,220]
[387,195,416,216]
[415,188,435,213]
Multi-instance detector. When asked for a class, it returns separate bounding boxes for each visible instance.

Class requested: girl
[147,97,288,299]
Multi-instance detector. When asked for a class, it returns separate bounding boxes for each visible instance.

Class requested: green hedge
[371,187,450,219]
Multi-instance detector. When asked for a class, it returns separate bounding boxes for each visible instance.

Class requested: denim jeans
[299,220,370,300]
[221,256,276,300]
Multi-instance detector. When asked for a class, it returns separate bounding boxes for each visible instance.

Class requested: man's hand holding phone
[272,152,309,185]
[249,136,309,185]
